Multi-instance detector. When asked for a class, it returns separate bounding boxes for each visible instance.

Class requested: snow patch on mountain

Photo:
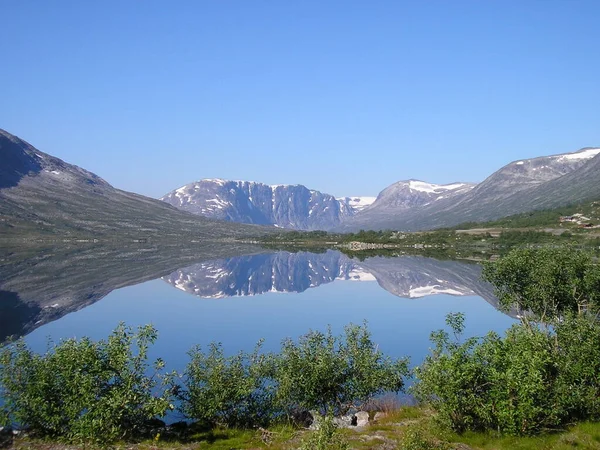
[408,180,469,194]
[556,147,600,161]
[337,196,377,211]
[161,179,369,230]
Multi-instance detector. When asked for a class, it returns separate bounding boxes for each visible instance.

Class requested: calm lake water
[0,247,516,376]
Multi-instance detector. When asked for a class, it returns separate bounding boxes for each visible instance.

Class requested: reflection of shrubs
[0,324,173,443]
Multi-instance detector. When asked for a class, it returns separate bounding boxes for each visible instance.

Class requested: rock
[355,411,369,427]
[290,408,314,428]
[332,415,354,428]
[308,411,322,430]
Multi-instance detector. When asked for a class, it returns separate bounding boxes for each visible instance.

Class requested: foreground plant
[274,322,409,417]
[299,411,349,450]
[179,340,276,428]
[0,324,173,443]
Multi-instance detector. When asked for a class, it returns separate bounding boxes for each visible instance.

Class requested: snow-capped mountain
[337,196,377,212]
[161,179,360,230]
[340,147,600,231]
[367,180,475,210]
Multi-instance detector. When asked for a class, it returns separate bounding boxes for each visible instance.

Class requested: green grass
[10,413,600,449]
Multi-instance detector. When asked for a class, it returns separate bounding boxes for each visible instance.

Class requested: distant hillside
[449,199,600,230]
[341,180,475,231]
[340,147,600,231]
[0,129,269,242]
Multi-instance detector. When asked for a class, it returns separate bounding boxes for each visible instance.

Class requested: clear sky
[2,1,599,198]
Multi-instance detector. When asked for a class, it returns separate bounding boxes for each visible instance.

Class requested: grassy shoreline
[6,407,600,449]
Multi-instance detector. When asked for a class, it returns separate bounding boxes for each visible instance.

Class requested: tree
[273,323,408,416]
[482,247,600,321]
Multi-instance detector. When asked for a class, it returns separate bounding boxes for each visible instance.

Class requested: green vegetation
[258,199,600,258]
[482,246,600,320]
[0,323,407,444]
[5,246,600,448]
[299,411,349,450]
[274,323,408,416]
[180,341,275,428]
[413,247,600,436]
[0,324,174,443]
[450,199,600,230]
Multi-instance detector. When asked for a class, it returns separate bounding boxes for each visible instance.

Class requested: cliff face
[161,179,354,230]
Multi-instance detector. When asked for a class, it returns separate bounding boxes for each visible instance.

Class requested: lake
[0,245,516,379]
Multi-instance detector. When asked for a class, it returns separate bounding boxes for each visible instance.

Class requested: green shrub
[554,315,600,422]
[274,322,409,416]
[400,426,448,450]
[299,411,348,450]
[414,312,600,436]
[0,323,173,443]
[482,247,600,320]
[179,340,275,428]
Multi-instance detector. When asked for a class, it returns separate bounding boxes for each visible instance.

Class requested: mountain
[0,130,268,241]
[338,180,475,231]
[341,147,600,231]
[484,150,600,217]
[161,179,359,230]
[337,196,377,212]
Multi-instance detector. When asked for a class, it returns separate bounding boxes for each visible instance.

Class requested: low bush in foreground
[414,312,600,436]
[415,247,600,436]
[180,340,276,428]
[273,323,409,417]
[0,324,174,443]
[0,322,409,443]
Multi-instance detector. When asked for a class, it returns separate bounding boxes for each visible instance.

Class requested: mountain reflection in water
[0,245,506,344]
[163,250,499,307]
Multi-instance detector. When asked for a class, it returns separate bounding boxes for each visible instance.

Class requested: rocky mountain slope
[161,179,371,230]
[0,130,268,241]
[341,147,600,231]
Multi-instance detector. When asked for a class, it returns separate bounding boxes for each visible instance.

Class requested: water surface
[0,245,516,375]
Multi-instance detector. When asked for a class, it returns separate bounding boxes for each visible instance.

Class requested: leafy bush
[0,324,173,443]
[400,426,448,450]
[274,323,409,416]
[179,340,275,428]
[554,315,600,422]
[414,312,600,436]
[482,247,600,320]
[299,411,348,450]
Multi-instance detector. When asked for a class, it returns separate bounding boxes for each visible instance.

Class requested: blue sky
[2,1,599,198]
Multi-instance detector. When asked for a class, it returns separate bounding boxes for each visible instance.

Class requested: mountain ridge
[0,129,269,241]
[339,146,600,231]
